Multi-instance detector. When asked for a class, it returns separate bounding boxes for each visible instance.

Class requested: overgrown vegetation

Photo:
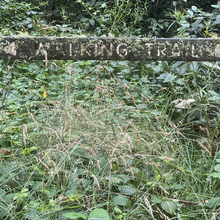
[1,0,220,219]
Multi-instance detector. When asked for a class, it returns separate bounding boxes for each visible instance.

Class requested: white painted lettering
[4,42,16,56]
[158,43,166,56]
[185,42,190,57]
[145,43,154,56]
[215,44,220,57]
[81,44,91,56]
[101,43,113,56]
[116,43,128,57]
[35,43,50,55]
[94,43,98,57]
[172,43,180,57]
[192,45,198,58]
[69,43,72,56]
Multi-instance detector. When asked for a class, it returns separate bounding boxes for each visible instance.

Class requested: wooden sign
[0,36,219,61]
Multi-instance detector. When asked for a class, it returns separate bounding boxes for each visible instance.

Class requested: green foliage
[0,0,47,35]
[1,0,220,219]
[88,209,110,220]
[63,212,87,219]
[167,4,220,38]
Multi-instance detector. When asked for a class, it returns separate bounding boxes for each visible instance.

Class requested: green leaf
[108,174,132,184]
[0,202,7,219]
[163,74,176,83]
[211,5,220,9]
[162,61,168,71]
[111,195,130,207]
[187,9,193,17]
[80,18,88,22]
[177,213,189,220]
[24,210,39,219]
[114,207,122,214]
[179,63,188,74]
[151,196,162,204]
[99,156,108,168]
[171,61,185,69]
[210,172,220,179]
[88,209,110,220]
[170,184,184,190]
[118,185,136,195]
[126,167,141,174]
[214,164,220,172]
[89,19,95,26]
[176,78,185,85]
[191,6,197,11]
[49,199,56,208]
[190,62,199,72]
[63,212,87,219]
[206,197,220,208]
[160,201,176,214]
[212,14,220,26]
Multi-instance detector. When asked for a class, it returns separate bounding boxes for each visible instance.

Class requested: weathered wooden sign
[0,36,220,61]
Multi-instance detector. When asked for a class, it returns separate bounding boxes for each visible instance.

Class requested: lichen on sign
[0,36,219,61]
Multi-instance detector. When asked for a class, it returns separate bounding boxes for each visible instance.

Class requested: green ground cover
[1,0,220,219]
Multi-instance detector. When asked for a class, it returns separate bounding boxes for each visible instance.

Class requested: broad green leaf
[0,203,7,219]
[24,211,39,219]
[38,209,62,219]
[191,6,197,11]
[163,74,176,83]
[151,196,162,204]
[212,14,220,26]
[88,208,110,220]
[190,62,199,72]
[210,172,220,179]
[114,207,122,214]
[176,79,185,85]
[118,185,136,195]
[162,61,168,71]
[125,167,141,174]
[80,18,88,22]
[0,189,6,196]
[214,164,220,172]
[180,20,189,28]
[138,103,147,110]
[187,9,193,17]
[211,5,220,9]
[107,174,132,184]
[171,61,185,69]
[89,19,95,26]
[49,199,56,208]
[160,201,176,214]
[99,156,108,168]
[111,195,130,207]
[63,212,87,219]
[206,197,220,208]
[177,213,190,220]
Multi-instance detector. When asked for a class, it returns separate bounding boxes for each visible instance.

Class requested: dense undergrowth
[1,0,220,219]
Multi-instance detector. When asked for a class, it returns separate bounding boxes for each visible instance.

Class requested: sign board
[0,36,219,61]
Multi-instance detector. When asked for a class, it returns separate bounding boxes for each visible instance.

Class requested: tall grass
[1,64,220,219]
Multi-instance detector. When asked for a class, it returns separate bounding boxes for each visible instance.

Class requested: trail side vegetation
[1,0,220,219]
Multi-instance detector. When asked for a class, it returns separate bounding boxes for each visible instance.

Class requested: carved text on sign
[0,42,17,56]
[80,43,127,57]
[0,37,220,61]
